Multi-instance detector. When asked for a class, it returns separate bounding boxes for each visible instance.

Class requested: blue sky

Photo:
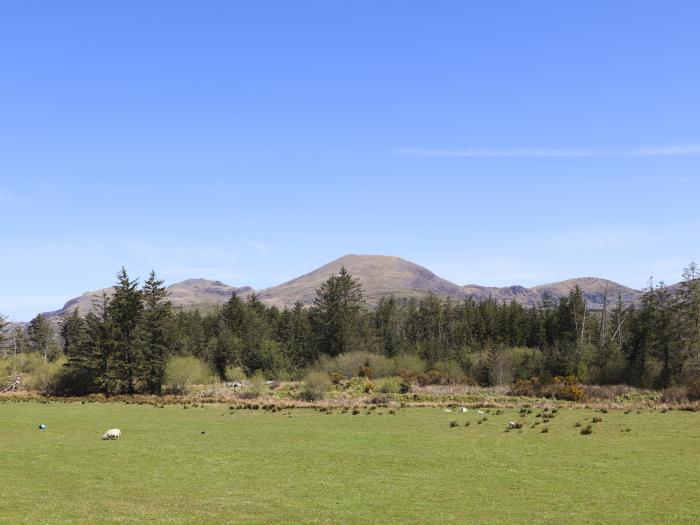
[1,1,699,320]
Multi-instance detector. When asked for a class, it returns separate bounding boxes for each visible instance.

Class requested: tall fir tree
[106,267,144,394]
[27,314,57,362]
[311,267,365,356]
[60,308,86,357]
[141,271,172,394]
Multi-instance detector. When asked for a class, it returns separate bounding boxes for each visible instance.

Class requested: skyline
[2,1,699,319]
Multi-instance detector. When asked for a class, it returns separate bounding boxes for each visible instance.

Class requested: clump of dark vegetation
[580,425,593,435]
[591,417,603,423]
[449,420,459,428]
[541,427,549,433]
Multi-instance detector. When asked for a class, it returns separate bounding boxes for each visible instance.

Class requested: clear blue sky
[1,1,699,320]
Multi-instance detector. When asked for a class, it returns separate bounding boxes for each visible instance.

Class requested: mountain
[45,279,252,319]
[43,254,652,319]
[256,254,464,308]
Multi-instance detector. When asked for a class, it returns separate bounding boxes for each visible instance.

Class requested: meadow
[1,400,698,524]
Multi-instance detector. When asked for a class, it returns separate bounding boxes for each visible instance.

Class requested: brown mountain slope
[256,254,464,308]
[530,277,642,309]
[45,279,252,319]
[43,254,653,319]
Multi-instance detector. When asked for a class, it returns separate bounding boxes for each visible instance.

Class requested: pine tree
[277,301,315,369]
[106,267,144,394]
[60,309,86,357]
[0,313,9,353]
[677,262,700,386]
[311,267,365,356]
[27,314,57,362]
[141,271,172,394]
[65,294,110,394]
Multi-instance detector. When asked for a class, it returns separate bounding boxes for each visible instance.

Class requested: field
[1,401,699,524]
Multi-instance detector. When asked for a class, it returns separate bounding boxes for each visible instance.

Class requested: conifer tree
[60,308,86,357]
[106,267,143,394]
[27,314,57,362]
[311,267,365,356]
[65,294,111,394]
[141,271,172,394]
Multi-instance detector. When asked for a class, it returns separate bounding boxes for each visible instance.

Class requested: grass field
[1,401,698,524]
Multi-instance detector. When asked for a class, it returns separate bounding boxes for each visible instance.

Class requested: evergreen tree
[277,301,315,369]
[678,263,700,385]
[0,313,9,353]
[60,309,86,357]
[311,267,365,356]
[27,314,58,362]
[65,294,111,394]
[141,271,172,394]
[105,267,144,394]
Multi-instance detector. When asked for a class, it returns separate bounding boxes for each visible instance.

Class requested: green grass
[1,401,698,524]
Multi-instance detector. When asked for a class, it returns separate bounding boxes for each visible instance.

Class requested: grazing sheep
[459,407,469,413]
[101,428,122,440]
[507,421,517,429]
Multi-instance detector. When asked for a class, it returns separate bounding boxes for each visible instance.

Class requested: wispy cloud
[396,144,700,158]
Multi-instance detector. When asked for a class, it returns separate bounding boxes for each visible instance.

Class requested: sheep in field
[101,428,122,440]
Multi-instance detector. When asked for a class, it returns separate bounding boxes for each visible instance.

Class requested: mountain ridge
[43,254,653,319]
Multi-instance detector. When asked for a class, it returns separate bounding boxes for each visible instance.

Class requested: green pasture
[1,401,698,524]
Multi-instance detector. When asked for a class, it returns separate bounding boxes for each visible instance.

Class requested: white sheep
[507,421,517,429]
[101,428,122,440]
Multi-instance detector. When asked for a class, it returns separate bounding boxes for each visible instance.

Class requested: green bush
[225,366,246,383]
[25,357,67,393]
[366,354,396,378]
[164,356,217,394]
[320,351,371,378]
[392,353,426,376]
[243,370,268,398]
[377,376,411,394]
[300,370,332,401]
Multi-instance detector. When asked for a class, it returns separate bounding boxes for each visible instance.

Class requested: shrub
[366,354,396,378]
[661,386,688,403]
[393,353,426,376]
[378,376,411,394]
[25,357,67,393]
[541,427,549,433]
[164,356,217,394]
[688,380,700,401]
[243,370,268,398]
[545,375,586,402]
[591,417,603,423]
[300,370,332,401]
[321,351,371,378]
[510,378,538,397]
[449,420,459,427]
[225,366,246,383]
[580,425,593,435]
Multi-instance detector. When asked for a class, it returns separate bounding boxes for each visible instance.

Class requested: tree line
[2,264,699,394]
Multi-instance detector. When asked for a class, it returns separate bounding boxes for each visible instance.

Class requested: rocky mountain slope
[44,254,648,318]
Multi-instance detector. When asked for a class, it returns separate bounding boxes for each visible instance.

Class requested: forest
[2,264,699,396]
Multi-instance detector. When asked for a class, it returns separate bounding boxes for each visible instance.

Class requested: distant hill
[44,254,653,319]
[256,254,464,308]
[45,279,252,319]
